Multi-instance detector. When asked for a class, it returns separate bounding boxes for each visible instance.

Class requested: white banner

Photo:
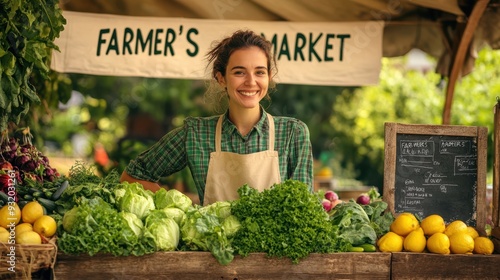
[51,11,383,86]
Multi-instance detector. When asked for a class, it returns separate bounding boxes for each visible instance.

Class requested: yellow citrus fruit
[465,226,479,239]
[390,213,419,236]
[0,227,10,242]
[420,214,445,236]
[473,237,494,255]
[377,231,405,252]
[33,215,57,238]
[16,230,42,245]
[21,201,45,224]
[404,229,427,253]
[449,232,475,254]
[427,232,450,254]
[15,222,33,235]
[400,212,420,224]
[444,220,468,237]
[0,203,21,228]
[316,167,333,177]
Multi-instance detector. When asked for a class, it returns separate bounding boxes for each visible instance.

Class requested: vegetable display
[49,169,397,264]
[1,151,398,265]
[59,196,155,256]
[55,169,193,257]
[3,154,398,266]
[1,133,67,215]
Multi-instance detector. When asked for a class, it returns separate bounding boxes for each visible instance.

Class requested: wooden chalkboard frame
[383,122,487,231]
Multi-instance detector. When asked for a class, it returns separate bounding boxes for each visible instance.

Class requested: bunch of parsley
[231,180,339,263]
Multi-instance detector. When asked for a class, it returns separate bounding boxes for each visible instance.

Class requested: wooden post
[442,0,490,125]
[493,98,500,227]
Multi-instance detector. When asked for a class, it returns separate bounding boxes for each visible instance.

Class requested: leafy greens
[230,180,338,263]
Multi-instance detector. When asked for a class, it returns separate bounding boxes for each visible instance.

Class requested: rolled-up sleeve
[288,120,314,191]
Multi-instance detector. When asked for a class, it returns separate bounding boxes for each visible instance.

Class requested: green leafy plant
[231,180,338,263]
[0,0,66,132]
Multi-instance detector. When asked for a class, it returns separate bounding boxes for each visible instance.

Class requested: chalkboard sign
[383,123,487,229]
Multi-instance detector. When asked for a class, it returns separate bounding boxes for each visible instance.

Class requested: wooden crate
[391,252,500,279]
[54,252,391,280]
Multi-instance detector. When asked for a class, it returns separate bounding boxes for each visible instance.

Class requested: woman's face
[217,46,270,111]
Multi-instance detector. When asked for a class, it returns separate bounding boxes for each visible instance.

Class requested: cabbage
[143,210,180,251]
[222,215,241,237]
[200,201,231,218]
[180,203,239,265]
[58,197,155,256]
[115,182,155,220]
[121,212,143,237]
[161,207,186,225]
[154,188,192,212]
[180,208,216,251]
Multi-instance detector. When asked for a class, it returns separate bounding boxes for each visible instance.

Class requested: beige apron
[203,114,281,205]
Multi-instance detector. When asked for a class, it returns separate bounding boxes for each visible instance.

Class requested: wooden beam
[441,0,490,125]
[493,98,500,227]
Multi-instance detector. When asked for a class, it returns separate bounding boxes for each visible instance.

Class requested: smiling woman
[120,29,314,205]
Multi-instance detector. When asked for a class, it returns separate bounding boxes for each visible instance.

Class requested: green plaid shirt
[125,109,313,204]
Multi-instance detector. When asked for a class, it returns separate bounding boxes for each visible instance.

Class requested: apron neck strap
[215,114,275,152]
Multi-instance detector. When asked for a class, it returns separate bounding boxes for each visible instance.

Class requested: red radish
[322,199,333,212]
[356,194,370,205]
[324,190,339,202]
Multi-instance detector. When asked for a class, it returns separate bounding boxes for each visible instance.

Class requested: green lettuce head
[154,188,193,212]
[121,212,144,237]
[115,182,155,220]
[161,207,186,225]
[222,215,241,237]
[200,201,231,219]
[144,210,180,251]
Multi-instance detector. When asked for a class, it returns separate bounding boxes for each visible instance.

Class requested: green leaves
[329,200,394,248]
[0,0,65,131]
[231,180,338,263]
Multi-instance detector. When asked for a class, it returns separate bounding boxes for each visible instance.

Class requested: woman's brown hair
[206,29,277,80]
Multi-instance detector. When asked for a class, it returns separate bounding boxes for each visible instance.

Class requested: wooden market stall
[52,101,500,280]
[54,252,392,279]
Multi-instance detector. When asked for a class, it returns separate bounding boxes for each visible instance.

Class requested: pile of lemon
[0,201,57,245]
[378,212,495,255]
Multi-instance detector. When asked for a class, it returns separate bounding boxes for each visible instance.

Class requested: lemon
[465,226,479,239]
[377,231,404,252]
[427,232,450,254]
[21,201,44,224]
[400,212,420,224]
[0,203,21,228]
[390,213,419,237]
[0,227,10,242]
[473,237,494,255]
[404,229,427,253]
[16,230,42,245]
[420,214,445,236]
[33,215,57,238]
[15,222,33,235]
[316,167,333,177]
[444,220,467,237]
[449,232,474,254]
